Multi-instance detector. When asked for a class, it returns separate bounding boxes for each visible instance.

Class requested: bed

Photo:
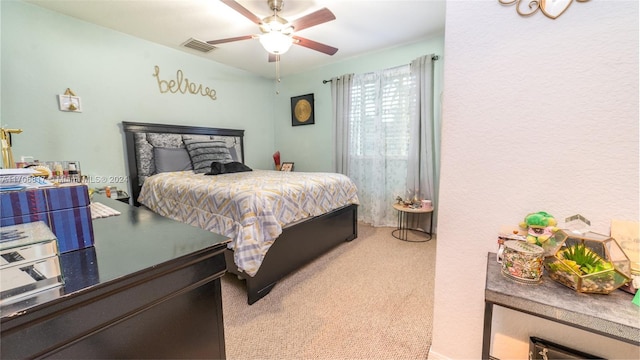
[121,121,359,304]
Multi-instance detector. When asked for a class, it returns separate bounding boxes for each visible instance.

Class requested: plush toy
[519,211,559,247]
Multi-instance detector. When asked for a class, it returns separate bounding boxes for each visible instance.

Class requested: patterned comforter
[138,169,359,276]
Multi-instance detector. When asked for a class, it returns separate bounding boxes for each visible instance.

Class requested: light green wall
[274,36,445,172]
[2,0,445,187]
[1,0,274,190]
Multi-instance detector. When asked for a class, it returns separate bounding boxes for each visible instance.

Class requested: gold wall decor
[499,0,590,19]
[152,66,217,101]
[291,93,315,126]
[58,88,82,112]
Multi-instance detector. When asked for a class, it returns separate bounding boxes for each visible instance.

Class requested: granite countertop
[485,253,640,345]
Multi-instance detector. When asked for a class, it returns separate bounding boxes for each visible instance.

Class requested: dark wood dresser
[1,195,228,359]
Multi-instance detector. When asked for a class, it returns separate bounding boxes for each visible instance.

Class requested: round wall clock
[291,94,315,126]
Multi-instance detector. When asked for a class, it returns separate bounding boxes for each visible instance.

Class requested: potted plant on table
[544,231,631,294]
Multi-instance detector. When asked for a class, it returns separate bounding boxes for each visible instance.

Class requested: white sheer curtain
[347,65,414,226]
[407,54,438,232]
[331,57,438,228]
[331,74,354,175]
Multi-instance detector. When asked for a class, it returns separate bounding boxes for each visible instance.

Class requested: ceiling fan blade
[290,8,336,32]
[206,35,254,45]
[221,0,262,25]
[292,36,338,56]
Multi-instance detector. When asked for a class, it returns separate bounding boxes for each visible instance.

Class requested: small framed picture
[58,95,82,112]
[280,162,294,172]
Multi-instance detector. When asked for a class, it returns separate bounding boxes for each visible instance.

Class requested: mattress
[138,169,359,276]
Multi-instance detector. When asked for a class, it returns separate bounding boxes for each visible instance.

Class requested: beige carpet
[221,222,436,360]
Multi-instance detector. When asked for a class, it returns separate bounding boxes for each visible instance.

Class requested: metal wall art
[291,93,315,126]
[499,0,590,19]
[152,65,217,101]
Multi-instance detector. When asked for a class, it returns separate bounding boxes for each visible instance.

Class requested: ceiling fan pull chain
[275,54,281,94]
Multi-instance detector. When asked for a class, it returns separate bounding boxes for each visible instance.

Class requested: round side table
[392,203,433,242]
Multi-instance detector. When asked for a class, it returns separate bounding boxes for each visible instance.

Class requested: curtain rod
[322,55,439,84]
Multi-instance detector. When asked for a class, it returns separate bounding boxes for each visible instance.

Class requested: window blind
[349,65,415,159]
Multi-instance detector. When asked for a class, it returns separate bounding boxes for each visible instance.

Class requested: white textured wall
[431,1,638,359]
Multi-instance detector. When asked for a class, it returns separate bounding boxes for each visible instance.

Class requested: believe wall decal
[152,65,217,101]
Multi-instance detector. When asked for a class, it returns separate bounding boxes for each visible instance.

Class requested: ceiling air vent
[181,38,216,53]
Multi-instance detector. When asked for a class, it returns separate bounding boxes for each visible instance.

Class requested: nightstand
[392,203,433,242]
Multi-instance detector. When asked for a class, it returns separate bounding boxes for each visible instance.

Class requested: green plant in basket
[558,243,613,275]
[544,231,631,294]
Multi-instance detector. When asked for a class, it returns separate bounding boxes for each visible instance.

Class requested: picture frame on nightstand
[280,162,294,172]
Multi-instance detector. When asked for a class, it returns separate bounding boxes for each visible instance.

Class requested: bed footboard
[225,204,358,305]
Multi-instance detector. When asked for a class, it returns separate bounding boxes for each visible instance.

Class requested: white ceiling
[25,0,446,79]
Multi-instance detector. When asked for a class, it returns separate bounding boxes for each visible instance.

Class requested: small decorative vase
[501,240,545,284]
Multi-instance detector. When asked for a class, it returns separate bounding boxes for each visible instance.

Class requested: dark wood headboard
[122,121,245,206]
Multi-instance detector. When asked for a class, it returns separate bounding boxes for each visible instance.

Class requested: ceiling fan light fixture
[259,15,292,34]
[259,32,293,54]
[211,0,338,59]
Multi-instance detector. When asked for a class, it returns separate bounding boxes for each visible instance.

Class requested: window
[347,65,417,226]
[349,65,415,159]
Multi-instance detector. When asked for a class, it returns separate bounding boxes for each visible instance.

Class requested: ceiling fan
[207,0,338,61]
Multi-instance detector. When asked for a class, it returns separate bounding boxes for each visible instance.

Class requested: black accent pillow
[205,162,252,176]
[183,137,233,174]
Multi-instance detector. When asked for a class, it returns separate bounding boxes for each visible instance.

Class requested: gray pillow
[154,147,193,173]
[183,137,233,174]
